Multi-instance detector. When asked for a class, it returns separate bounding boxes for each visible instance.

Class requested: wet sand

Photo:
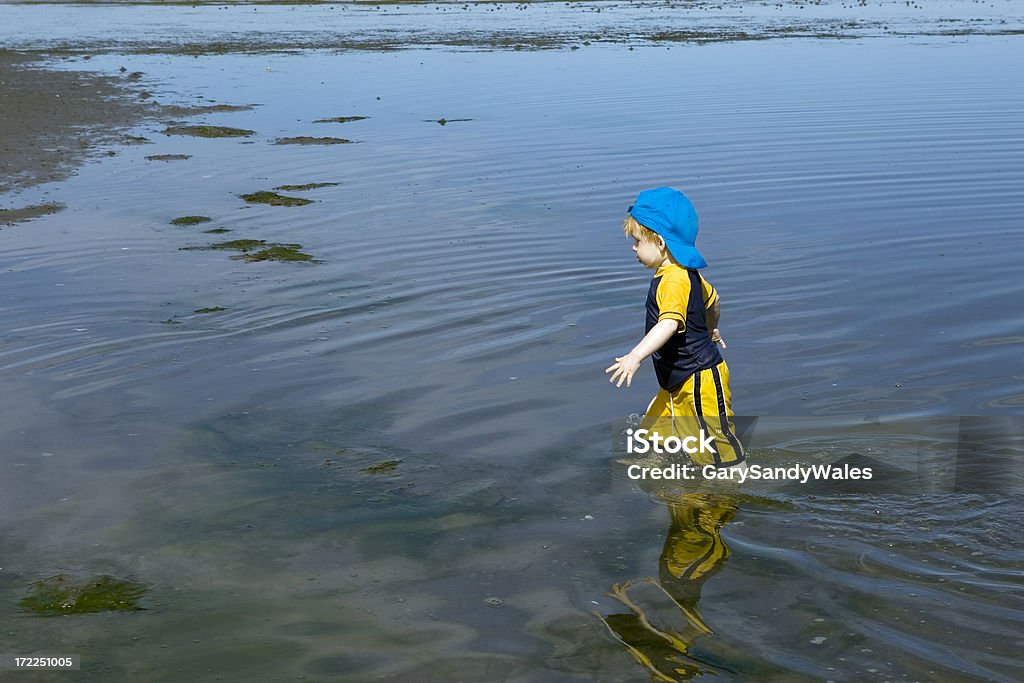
[0,51,161,199]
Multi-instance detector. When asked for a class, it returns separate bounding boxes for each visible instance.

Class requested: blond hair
[623,215,661,244]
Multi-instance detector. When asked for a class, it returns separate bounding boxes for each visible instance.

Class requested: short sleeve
[655,271,691,331]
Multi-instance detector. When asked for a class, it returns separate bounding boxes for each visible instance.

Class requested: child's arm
[706,298,727,349]
[606,319,679,388]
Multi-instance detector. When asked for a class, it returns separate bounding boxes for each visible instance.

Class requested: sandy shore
[0,51,158,208]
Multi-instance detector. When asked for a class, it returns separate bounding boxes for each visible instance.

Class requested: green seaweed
[199,104,255,113]
[171,215,212,226]
[273,137,352,145]
[0,203,65,225]
[163,125,255,138]
[163,103,257,116]
[244,245,314,263]
[205,239,267,251]
[184,238,315,263]
[362,459,402,474]
[273,182,339,191]
[123,135,151,145]
[313,116,368,124]
[20,575,146,615]
[204,227,232,234]
[239,191,313,207]
[146,154,191,161]
[194,306,227,314]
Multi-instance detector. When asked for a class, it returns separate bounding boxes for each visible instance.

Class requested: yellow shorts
[644,360,745,468]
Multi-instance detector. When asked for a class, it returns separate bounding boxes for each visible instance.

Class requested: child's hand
[606,353,642,388]
[711,328,727,349]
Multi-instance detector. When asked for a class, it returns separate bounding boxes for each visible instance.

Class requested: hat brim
[663,240,708,269]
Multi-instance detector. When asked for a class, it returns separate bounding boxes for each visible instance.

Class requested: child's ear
[657,236,667,250]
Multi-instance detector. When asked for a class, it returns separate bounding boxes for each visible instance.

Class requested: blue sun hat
[628,187,707,269]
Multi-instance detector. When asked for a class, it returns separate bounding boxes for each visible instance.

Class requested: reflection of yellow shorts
[645,360,745,468]
[661,493,737,583]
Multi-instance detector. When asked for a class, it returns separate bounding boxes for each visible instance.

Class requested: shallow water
[2,5,1024,682]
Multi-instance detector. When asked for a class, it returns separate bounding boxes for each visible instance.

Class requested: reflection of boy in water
[607,187,745,469]
[603,493,738,681]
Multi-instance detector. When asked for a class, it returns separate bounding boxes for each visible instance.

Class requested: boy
[606,187,745,469]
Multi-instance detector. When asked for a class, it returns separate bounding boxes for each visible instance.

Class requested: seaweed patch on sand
[146,154,191,161]
[273,137,353,145]
[123,135,151,145]
[171,215,212,226]
[273,182,339,191]
[20,574,146,615]
[239,191,313,207]
[163,125,255,138]
[194,306,227,314]
[204,227,231,234]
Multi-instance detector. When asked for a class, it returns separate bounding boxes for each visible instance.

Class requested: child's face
[632,237,668,269]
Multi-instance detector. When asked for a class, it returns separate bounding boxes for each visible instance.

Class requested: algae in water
[362,459,402,474]
[313,116,368,124]
[273,182,338,191]
[273,137,352,146]
[20,575,146,615]
[204,239,267,251]
[0,203,65,225]
[184,239,317,263]
[163,104,257,116]
[244,245,314,263]
[239,191,313,207]
[171,215,212,226]
[163,125,255,138]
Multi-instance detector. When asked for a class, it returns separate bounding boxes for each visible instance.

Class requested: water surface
[1,6,1023,682]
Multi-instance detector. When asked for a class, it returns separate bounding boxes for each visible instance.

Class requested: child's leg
[687,360,745,467]
[646,361,745,468]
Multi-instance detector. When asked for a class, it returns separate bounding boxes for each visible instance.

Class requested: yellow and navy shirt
[646,264,723,390]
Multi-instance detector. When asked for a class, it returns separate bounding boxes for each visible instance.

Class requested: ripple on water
[1,28,1023,683]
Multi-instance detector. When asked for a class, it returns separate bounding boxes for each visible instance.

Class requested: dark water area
[1,3,1023,681]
